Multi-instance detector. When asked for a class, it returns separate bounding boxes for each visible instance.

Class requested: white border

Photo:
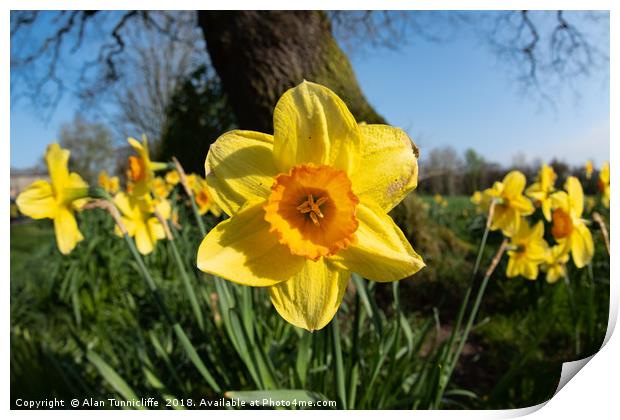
[3,1,616,419]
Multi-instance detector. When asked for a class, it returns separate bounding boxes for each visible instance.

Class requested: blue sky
[10,11,610,169]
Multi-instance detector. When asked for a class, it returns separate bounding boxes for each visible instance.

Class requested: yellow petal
[134,222,155,255]
[550,191,570,212]
[525,183,544,201]
[546,266,563,283]
[330,203,425,282]
[506,257,519,278]
[502,171,526,198]
[128,136,144,152]
[148,217,166,240]
[565,176,584,218]
[491,206,520,237]
[205,130,278,216]
[53,206,83,255]
[273,81,360,174]
[197,201,305,286]
[113,193,136,219]
[64,172,89,206]
[45,143,70,191]
[570,223,594,268]
[16,180,57,219]
[521,261,539,280]
[155,198,171,220]
[269,259,349,331]
[351,124,419,211]
[541,199,552,221]
[510,195,535,214]
[118,217,137,237]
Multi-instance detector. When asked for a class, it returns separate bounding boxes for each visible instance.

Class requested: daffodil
[433,194,447,207]
[185,174,197,190]
[16,143,89,254]
[152,177,172,199]
[126,135,167,196]
[550,177,594,268]
[481,171,534,237]
[598,161,610,208]
[525,164,556,221]
[165,170,180,186]
[98,170,120,194]
[541,245,569,284]
[114,192,171,255]
[506,220,548,280]
[585,160,594,180]
[471,191,482,206]
[197,81,425,331]
[194,178,221,217]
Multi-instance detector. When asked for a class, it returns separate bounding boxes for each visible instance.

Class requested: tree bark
[198,11,385,133]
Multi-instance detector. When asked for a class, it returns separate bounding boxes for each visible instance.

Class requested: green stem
[189,195,207,237]
[98,195,221,393]
[587,263,596,351]
[563,270,580,356]
[435,237,507,408]
[434,199,495,406]
[347,291,361,409]
[331,317,347,410]
[122,234,174,324]
[166,231,205,331]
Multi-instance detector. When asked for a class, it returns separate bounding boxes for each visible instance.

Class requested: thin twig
[592,212,610,256]
[484,239,509,278]
[154,210,173,241]
[83,199,127,235]
[172,156,193,197]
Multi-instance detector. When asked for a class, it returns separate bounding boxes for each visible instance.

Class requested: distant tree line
[417,146,604,196]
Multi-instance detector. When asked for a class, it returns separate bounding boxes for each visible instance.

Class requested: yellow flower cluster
[471,161,606,283]
[433,194,448,208]
[16,135,222,256]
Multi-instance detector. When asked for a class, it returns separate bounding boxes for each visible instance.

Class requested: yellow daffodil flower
[525,164,556,221]
[433,194,448,207]
[185,174,197,190]
[541,245,569,284]
[197,81,425,331]
[550,177,594,268]
[165,170,180,186]
[194,178,222,217]
[471,191,482,205]
[481,171,534,237]
[470,190,485,213]
[585,160,594,180]
[16,143,89,254]
[126,135,167,196]
[152,177,172,199]
[114,192,171,255]
[598,161,610,208]
[506,220,548,280]
[98,170,120,194]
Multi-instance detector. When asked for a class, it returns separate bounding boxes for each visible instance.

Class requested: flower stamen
[296,194,328,225]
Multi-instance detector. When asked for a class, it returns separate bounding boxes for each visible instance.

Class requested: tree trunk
[198,11,385,133]
[196,11,460,280]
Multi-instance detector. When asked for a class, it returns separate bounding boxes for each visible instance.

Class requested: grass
[10,195,610,409]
